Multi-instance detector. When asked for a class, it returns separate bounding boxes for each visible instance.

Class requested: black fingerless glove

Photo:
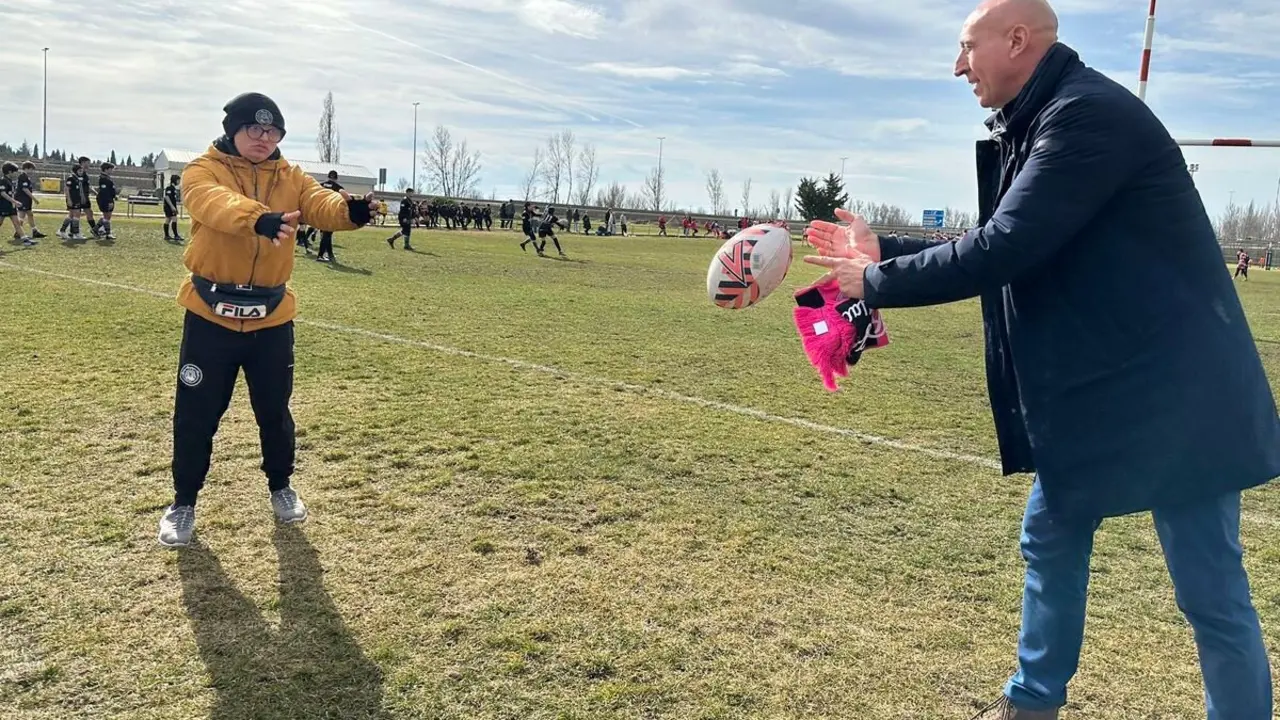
[254,212,286,239]
[347,197,372,226]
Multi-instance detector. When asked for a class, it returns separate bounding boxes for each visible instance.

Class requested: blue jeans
[1005,479,1272,719]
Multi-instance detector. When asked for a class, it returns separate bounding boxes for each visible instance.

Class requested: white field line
[4,259,1279,531]
[0,260,999,470]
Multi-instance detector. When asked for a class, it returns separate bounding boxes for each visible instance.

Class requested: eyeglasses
[245,124,283,142]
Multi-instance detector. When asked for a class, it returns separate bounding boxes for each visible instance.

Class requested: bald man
[805,2,1277,719]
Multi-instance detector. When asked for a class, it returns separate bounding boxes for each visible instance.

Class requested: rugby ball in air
[707,223,794,309]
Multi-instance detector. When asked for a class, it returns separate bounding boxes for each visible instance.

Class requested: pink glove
[792,278,889,391]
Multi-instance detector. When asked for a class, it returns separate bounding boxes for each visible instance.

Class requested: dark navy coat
[864,43,1280,519]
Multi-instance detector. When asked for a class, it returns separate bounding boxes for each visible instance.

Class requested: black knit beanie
[221,92,286,138]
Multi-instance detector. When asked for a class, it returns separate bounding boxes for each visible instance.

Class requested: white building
[154,149,378,196]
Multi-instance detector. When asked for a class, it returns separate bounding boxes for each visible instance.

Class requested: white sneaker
[270,488,308,523]
[158,504,196,547]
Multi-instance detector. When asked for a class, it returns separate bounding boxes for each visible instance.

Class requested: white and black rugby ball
[706,224,794,309]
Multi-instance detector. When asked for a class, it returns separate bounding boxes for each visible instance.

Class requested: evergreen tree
[793,173,850,222]
[109,150,117,165]
[32,143,39,159]
[125,154,133,166]
[18,140,29,156]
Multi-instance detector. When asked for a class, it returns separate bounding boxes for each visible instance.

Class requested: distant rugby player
[519,201,541,253]
[14,161,44,240]
[0,162,33,245]
[58,163,87,240]
[77,157,101,237]
[163,175,184,243]
[317,170,343,262]
[95,162,118,240]
[537,206,568,257]
[385,187,416,250]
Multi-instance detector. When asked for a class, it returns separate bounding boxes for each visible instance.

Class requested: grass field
[1,218,1278,720]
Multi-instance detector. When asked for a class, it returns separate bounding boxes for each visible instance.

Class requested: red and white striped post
[1173,139,1280,148]
[1138,1,1280,148]
[1137,0,1156,102]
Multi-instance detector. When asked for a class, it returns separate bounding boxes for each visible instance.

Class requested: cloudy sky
[2,0,1278,220]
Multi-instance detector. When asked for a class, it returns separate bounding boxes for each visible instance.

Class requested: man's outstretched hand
[802,252,876,300]
[804,209,880,262]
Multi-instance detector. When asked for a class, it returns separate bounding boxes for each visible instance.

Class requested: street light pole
[411,101,420,191]
[840,156,847,177]
[657,136,665,174]
[42,48,49,159]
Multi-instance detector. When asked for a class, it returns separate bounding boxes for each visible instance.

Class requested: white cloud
[722,62,787,78]
[517,0,606,38]
[584,62,707,80]
[0,0,1274,218]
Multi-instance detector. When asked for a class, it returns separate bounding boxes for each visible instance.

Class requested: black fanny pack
[191,275,286,321]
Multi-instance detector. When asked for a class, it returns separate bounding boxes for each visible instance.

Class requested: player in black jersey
[316,170,343,262]
[95,163,118,240]
[58,164,88,240]
[163,175,184,243]
[14,161,45,240]
[1,162,34,245]
[520,202,542,254]
[537,206,569,257]
[384,188,417,250]
[77,157,102,238]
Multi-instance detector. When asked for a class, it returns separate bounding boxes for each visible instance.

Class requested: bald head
[955,0,1060,109]
[973,0,1058,37]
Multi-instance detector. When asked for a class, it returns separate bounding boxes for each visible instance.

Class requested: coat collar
[984,42,1080,140]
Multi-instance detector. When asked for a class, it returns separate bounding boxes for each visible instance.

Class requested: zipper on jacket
[245,161,263,332]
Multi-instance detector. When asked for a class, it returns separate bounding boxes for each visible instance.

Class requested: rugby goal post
[1138,0,1280,148]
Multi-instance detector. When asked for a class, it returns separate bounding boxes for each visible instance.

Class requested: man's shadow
[178,525,387,720]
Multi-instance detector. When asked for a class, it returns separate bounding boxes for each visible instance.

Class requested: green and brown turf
[0,219,1277,719]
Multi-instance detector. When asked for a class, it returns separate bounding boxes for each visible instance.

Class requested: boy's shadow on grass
[324,261,374,276]
[540,254,587,265]
[178,525,387,720]
[2,238,36,258]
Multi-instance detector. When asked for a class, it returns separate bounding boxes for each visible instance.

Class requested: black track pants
[171,311,296,506]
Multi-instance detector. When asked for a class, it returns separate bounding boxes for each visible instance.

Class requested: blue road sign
[922,209,945,228]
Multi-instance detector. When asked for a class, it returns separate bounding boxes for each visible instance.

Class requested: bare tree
[540,133,566,204]
[421,125,483,198]
[521,147,544,202]
[624,191,648,211]
[767,189,781,219]
[782,187,793,221]
[316,91,341,164]
[595,181,626,209]
[575,143,599,206]
[560,130,577,208]
[394,176,410,191]
[849,199,912,226]
[642,165,665,211]
[705,169,725,215]
[941,205,978,230]
[741,178,753,217]
[1217,198,1280,242]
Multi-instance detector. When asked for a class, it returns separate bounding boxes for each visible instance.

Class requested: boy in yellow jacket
[159,92,378,547]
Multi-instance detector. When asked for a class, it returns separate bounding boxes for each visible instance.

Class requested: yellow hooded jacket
[176,141,358,332]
